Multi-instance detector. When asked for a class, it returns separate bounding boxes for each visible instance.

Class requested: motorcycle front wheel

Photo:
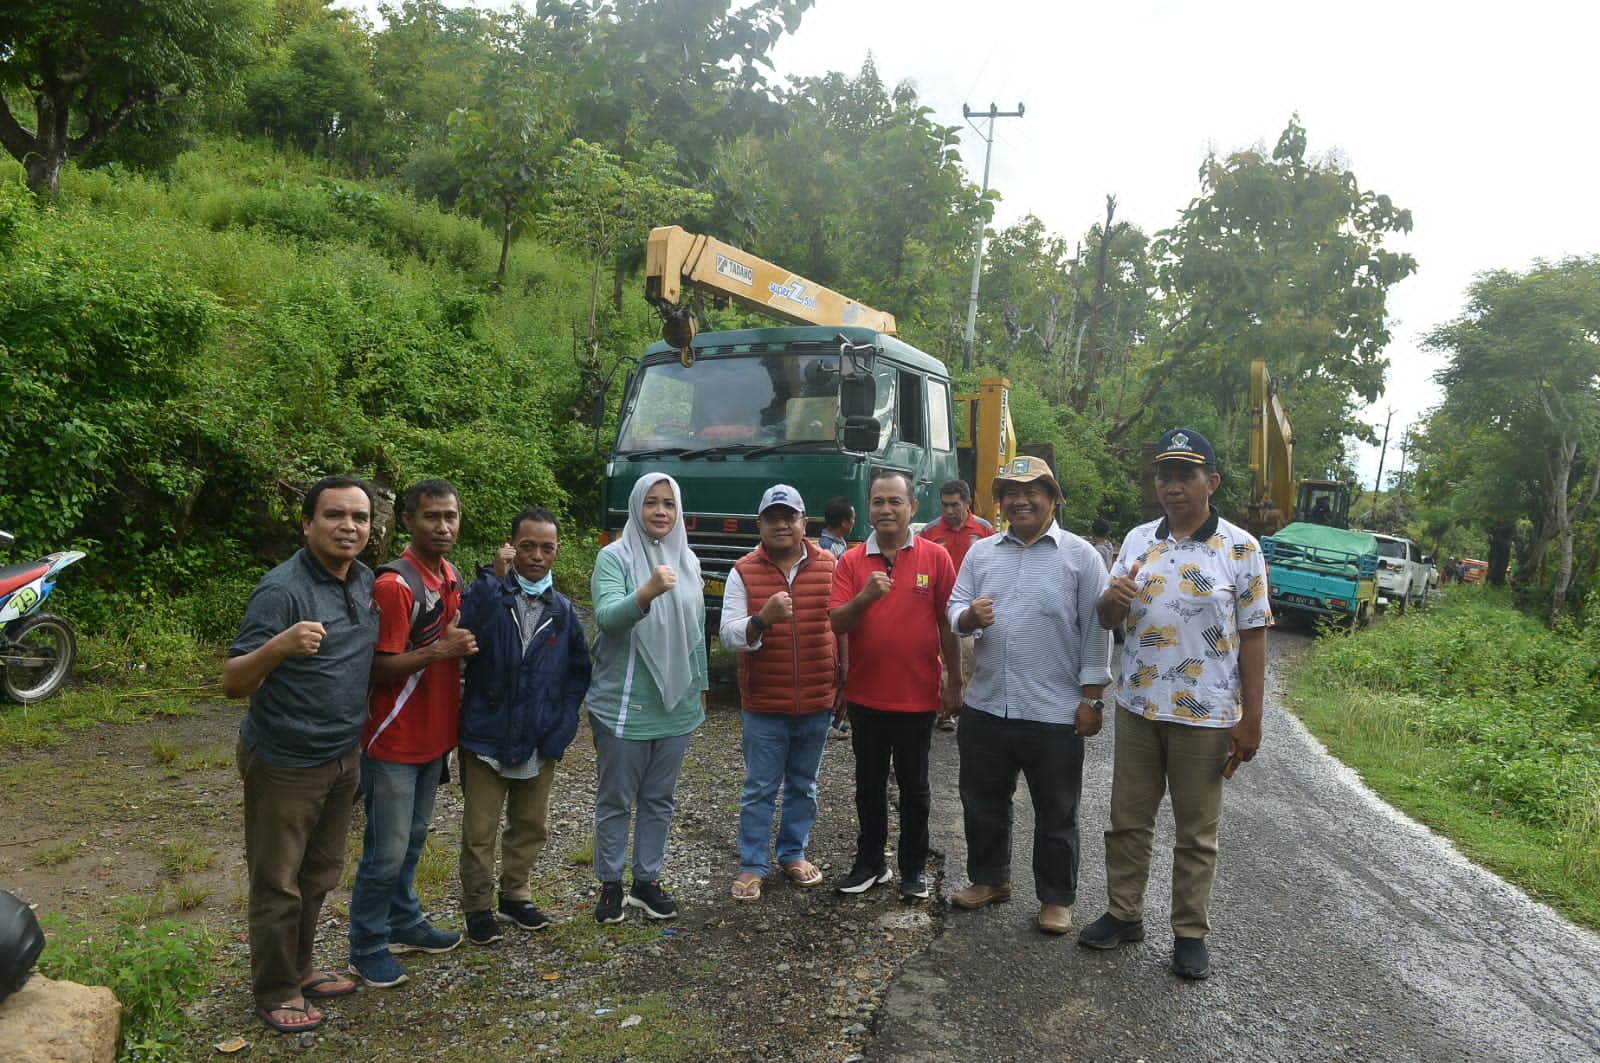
[1,614,78,704]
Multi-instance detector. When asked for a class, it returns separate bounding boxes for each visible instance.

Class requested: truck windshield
[616,353,843,454]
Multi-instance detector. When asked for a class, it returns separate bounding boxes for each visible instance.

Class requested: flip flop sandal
[256,1002,323,1034]
[730,875,763,901]
[781,860,823,888]
[301,974,358,999]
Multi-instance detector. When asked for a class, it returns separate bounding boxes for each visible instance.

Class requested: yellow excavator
[1240,359,1351,536]
[1242,359,1377,627]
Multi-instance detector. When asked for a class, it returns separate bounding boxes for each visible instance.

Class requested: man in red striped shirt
[348,479,478,988]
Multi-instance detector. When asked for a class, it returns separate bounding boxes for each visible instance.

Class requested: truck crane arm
[644,226,898,354]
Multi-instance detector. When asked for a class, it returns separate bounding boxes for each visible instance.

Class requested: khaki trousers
[458,753,557,911]
[1103,709,1230,938]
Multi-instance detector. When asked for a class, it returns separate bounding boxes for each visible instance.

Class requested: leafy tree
[370,0,497,173]
[751,60,978,348]
[447,50,566,287]
[0,0,266,192]
[553,0,805,173]
[1120,116,1416,472]
[1425,257,1600,618]
[243,27,380,158]
[534,138,712,395]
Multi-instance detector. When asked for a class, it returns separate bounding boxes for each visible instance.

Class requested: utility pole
[961,101,1024,371]
[1369,407,1393,523]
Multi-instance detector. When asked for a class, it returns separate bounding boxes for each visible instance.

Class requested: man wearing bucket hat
[945,455,1113,934]
[1079,428,1269,979]
[719,484,840,901]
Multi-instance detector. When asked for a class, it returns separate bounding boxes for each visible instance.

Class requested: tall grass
[1290,585,1600,928]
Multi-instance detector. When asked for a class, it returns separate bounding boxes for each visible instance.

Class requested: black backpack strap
[375,557,450,650]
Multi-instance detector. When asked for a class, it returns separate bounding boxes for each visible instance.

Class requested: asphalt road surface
[867,628,1600,1062]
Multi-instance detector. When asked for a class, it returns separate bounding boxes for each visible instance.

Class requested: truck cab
[603,327,958,625]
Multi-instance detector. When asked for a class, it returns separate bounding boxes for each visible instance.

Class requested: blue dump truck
[1262,522,1379,629]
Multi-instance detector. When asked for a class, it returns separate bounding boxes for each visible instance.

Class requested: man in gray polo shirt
[945,456,1112,935]
[223,475,380,1034]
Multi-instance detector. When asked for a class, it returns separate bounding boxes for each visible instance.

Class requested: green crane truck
[596,228,1016,627]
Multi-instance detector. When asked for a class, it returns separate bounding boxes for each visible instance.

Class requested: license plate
[704,579,726,597]
[1281,594,1321,608]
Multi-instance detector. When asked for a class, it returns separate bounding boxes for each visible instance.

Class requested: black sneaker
[1077,911,1146,950]
[625,880,679,920]
[595,881,625,924]
[1172,935,1211,979]
[898,873,930,901]
[465,910,503,946]
[834,866,892,895]
[498,898,552,931]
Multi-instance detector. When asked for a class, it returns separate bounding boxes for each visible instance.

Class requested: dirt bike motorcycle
[0,531,85,703]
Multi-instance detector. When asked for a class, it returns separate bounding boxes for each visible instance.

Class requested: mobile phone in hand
[1221,753,1242,779]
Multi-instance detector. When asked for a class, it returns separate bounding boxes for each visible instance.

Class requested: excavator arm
[1240,358,1295,537]
[645,226,897,350]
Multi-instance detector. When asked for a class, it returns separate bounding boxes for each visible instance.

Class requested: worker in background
[820,496,855,559]
[921,479,992,732]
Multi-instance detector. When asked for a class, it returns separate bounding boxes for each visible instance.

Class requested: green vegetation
[1289,587,1600,928]
[39,903,216,1062]
[157,838,218,879]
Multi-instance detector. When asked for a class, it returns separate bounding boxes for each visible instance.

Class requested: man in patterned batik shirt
[1079,428,1269,981]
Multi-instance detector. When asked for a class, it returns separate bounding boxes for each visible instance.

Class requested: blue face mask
[515,571,553,597]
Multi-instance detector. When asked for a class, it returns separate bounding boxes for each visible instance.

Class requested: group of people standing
[224,423,1268,1036]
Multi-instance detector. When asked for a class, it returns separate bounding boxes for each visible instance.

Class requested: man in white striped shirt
[945,456,1113,935]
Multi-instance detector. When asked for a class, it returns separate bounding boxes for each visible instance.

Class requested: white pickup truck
[1372,533,1429,612]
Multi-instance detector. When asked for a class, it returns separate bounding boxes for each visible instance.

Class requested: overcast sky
[769,0,1600,484]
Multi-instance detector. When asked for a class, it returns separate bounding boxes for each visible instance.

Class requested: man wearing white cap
[719,484,841,901]
[946,455,1113,935]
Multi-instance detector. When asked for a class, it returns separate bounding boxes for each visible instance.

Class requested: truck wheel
[1355,601,1371,629]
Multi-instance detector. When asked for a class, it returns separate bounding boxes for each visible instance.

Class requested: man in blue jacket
[456,506,592,945]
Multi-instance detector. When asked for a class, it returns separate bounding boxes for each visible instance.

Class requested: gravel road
[868,627,1600,1063]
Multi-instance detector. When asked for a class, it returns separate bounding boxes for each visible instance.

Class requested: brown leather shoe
[1037,903,1073,934]
[951,882,1013,909]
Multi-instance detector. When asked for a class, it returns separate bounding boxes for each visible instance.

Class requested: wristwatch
[750,614,768,633]
[1082,697,1105,713]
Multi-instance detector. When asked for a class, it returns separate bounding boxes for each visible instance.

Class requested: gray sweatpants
[590,724,692,883]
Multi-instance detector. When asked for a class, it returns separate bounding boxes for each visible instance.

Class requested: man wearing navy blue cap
[1079,428,1270,980]
[719,484,840,901]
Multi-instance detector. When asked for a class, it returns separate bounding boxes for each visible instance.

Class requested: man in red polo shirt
[830,469,962,900]
[920,479,994,573]
[347,479,478,989]
[921,479,993,731]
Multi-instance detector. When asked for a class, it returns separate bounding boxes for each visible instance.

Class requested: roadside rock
[0,974,120,1063]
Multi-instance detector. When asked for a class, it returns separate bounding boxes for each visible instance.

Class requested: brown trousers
[237,740,359,1008]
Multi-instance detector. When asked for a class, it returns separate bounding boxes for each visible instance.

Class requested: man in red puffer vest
[718,484,840,902]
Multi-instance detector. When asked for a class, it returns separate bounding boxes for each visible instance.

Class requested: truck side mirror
[841,373,876,418]
[842,416,881,453]
[591,390,606,427]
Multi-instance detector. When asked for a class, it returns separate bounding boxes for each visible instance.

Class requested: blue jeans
[737,710,831,876]
[348,753,445,959]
